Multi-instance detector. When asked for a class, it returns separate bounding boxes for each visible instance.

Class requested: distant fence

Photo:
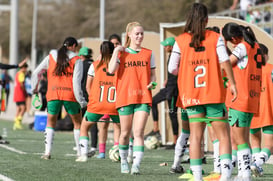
[213,2,273,36]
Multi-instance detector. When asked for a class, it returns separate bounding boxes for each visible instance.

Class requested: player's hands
[115,45,125,52]
[147,82,157,90]
[18,57,29,68]
[229,84,237,102]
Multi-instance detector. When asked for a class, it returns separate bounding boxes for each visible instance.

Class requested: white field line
[0,144,27,154]
[0,174,15,181]
[65,153,77,157]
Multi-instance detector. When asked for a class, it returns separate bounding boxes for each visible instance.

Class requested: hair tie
[63,43,67,47]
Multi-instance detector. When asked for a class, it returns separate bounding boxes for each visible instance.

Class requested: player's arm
[86,64,95,96]
[217,36,237,102]
[108,45,123,74]
[0,57,28,70]
[168,42,180,76]
[73,59,87,108]
[147,52,156,90]
[31,55,49,93]
[229,43,247,67]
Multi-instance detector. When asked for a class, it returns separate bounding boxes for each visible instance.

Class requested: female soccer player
[168,3,237,181]
[250,43,271,177]
[76,41,120,162]
[222,22,262,180]
[109,22,156,175]
[13,63,28,130]
[31,37,87,159]
[95,34,122,159]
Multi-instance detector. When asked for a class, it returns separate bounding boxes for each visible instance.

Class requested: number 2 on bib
[194,65,206,88]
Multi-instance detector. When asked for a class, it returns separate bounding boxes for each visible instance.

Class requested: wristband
[150,82,157,90]
[223,77,229,88]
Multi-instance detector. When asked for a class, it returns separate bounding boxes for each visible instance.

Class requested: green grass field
[1,119,273,181]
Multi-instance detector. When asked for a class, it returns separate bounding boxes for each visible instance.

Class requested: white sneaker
[251,163,263,177]
[41,154,51,160]
[121,162,130,174]
[219,176,232,181]
[131,165,140,175]
[76,155,88,162]
[87,149,96,158]
[233,176,252,181]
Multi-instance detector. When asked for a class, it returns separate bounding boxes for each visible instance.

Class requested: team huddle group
[25,2,273,181]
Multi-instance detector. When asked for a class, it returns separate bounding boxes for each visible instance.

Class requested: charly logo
[249,90,259,98]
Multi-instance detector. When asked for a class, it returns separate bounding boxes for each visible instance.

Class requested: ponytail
[54,37,78,76]
[96,41,115,70]
[222,23,257,48]
[240,26,257,48]
[184,3,208,48]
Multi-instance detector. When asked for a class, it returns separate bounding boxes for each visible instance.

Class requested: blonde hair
[124,22,142,48]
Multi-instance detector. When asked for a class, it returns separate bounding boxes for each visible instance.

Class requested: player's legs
[251,126,273,168]
[170,108,190,174]
[205,103,232,180]
[109,115,121,148]
[118,105,134,174]
[13,102,26,130]
[64,101,82,157]
[113,123,121,145]
[146,88,167,138]
[77,112,101,162]
[131,104,150,175]
[207,124,221,175]
[167,96,179,146]
[41,100,62,159]
[250,128,262,163]
[262,127,273,155]
[229,108,253,180]
[230,127,238,169]
[97,121,110,158]
[187,105,206,181]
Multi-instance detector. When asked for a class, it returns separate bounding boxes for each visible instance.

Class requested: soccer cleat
[203,172,221,181]
[233,176,251,181]
[184,169,205,176]
[178,173,193,180]
[202,157,207,164]
[87,150,96,158]
[131,165,140,175]
[96,152,105,159]
[121,162,130,174]
[41,154,51,160]
[188,177,197,181]
[164,143,176,150]
[76,155,88,162]
[13,123,23,130]
[251,163,263,177]
[169,165,184,174]
[219,176,232,181]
